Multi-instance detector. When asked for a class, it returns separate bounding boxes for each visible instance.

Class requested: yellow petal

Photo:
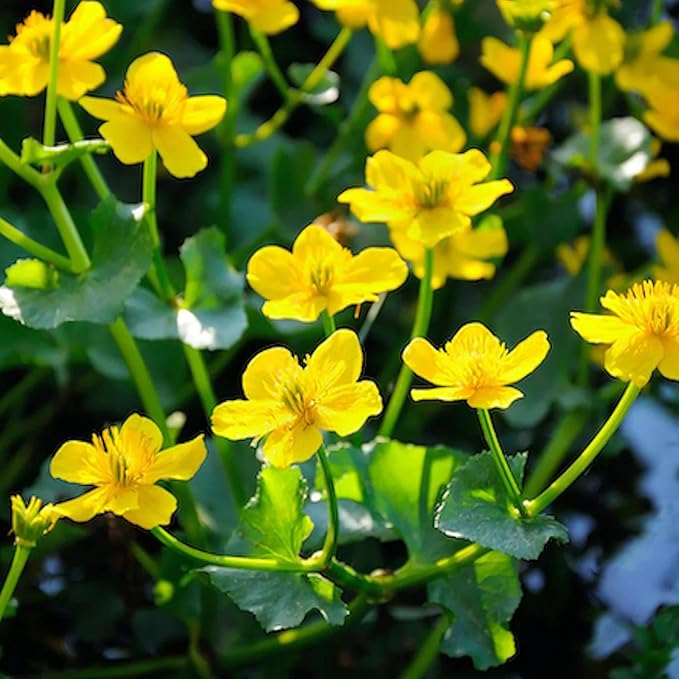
[121,485,178,528]
[409,206,469,247]
[365,114,402,152]
[263,421,322,468]
[403,337,456,385]
[410,385,471,402]
[413,110,466,155]
[57,61,105,100]
[315,381,383,435]
[262,294,327,322]
[573,14,625,75]
[369,0,420,49]
[54,487,110,523]
[143,434,207,483]
[306,329,363,391]
[336,246,408,296]
[212,398,294,440]
[127,52,180,88]
[181,95,227,135]
[419,9,459,65]
[480,37,519,86]
[247,245,300,301]
[120,413,163,453]
[292,223,343,260]
[152,126,207,178]
[658,338,679,381]
[106,485,141,516]
[408,71,453,111]
[366,149,420,192]
[644,108,679,143]
[50,440,107,485]
[100,117,154,164]
[656,230,679,274]
[604,333,664,386]
[455,179,514,216]
[499,330,550,383]
[79,95,125,121]
[570,312,632,343]
[61,1,123,61]
[337,187,411,224]
[251,1,300,34]
[388,123,428,161]
[242,346,301,400]
[453,225,508,259]
[467,385,524,409]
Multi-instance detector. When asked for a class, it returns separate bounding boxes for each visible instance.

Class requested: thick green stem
[0,138,43,186]
[151,526,314,572]
[400,613,452,679]
[477,409,527,517]
[651,0,664,23]
[321,310,337,337]
[317,443,339,568]
[0,545,31,622]
[379,248,434,438]
[43,0,66,148]
[57,98,110,200]
[375,37,397,75]
[235,27,353,148]
[249,27,291,102]
[525,382,641,515]
[588,71,601,173]
[490,31,532,180]
[0,215,74,272]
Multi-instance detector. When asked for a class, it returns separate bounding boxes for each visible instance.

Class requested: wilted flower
[212,0,299,35]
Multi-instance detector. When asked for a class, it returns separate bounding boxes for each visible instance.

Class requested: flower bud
[11,495,58,548]
[497,0,554,32]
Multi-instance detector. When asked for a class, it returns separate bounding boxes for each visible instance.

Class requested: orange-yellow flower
[468,87,507,139]
[571,280,679,386]
[654,231,679,284]
[338,149,514,248]
[80,52,227,178]
[390,220,508,289]
[510,125,551,172]
[310,0,420,49]
[480,35,574,90]
[212,0,299,35]
[365,71,465,160]
[403,322,550,409]
[211,330,383,468]
[50,414,207,529]
[247,224,408,322]
[418,7,459,65]
[0,2,122,100]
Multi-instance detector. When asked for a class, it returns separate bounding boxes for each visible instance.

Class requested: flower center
[115,78,188,126]
[92,426,156,487]
[416,179,450,209]
[309,262,334,295]
[13,11,53,63]
[621,281,679,338]
[280,381,316,425]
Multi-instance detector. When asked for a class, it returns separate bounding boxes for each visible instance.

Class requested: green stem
[525,381,641,515]
[317,443,339,567]
[0,215,75,272]
[400,613,452,679]
[235,27,353,148]
[0,138,43,185]
[182,344,246,507]
[24,656,188,679]
[379,248,434,438]
[249,26,291,102]
[375,37,397,75]
[108,317,170,442]
[588,71,601,173]
[477,409,527,517]
[651,0,664,23]
[57,97,110,201]
[490,31,532,180]
[43,0,66,148]
[321,310,336,337]
[324,558,384,596]
[151,526,314,572]
[0,545,31,622]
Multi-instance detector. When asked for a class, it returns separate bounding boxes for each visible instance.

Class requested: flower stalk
[316,443,339,568]
[43,0,66,148]
[321,310,337,337]
[0,216,75,272]
[0,545,31,623]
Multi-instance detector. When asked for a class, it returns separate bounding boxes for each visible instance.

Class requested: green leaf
[21,137,110,169]
[552,117,653,191]
[287,63,340,105]
[428,551,521,670]
[124,227,247,350]
[435,452,568,560]
[0,199,152,329]
[201,466,347,631]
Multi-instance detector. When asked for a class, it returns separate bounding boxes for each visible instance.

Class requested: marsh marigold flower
[247,224,408,322]
[0,1,122,100]
[468,87,507,139]
[338,149,514,248]
[212,0,299,35]
[571,280,679,386]
[49,414,207,529]
[654,231,679,284]
[80,52,227,178]
[403,322,550,409]
[11,496,58,548]
[365,71,465,160]
[418,7,459,65]
[212,329,382,468]
[480,35,574,90]
[390,220,508,289]
[311,0,420,50]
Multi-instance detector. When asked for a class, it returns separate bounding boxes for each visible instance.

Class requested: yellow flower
[50,414,207,529]
[247,224,408,321]
[654,231,679,284]
[212,0,299,35]
[211,329,383,468]
[480,35,574,90]
[403,322,550,409]
[337,149,514,248]
[616,22,679,96]
[418,7,459,65]
[390,220,508,289]
[11,496,58,548]
[468,87,507,139]
[642,84,679,143]
[80,52,227,178]
[556,235,620,278]
[633,138,670,183]
[0,2,122,100]
[310,0,420,49]
[571,280,679,386]
[497,0,555,32]
[365,71,466,160]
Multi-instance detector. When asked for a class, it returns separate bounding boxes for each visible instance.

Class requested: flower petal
[370,0,420,49]
[181,95,227,135]
[100,117,153,164]
[334,247,408,302]
[57,60,105,100]
[570,312,632,343]
[212,398,294,440]
[242,346,301,401]
[53,487,110,522]
[455,179,514,216]
[121,485,178,528]
[263,422,322,468]
[467,385,524,409]
[262,294,327,322]
[315,381,383,435]
[658,338,679,381]
[306,329,363,391]
[143,434,207,483]
[410,386,471,402]
[408,71,453,110]
[247,245,300,301]
[120,413,163,453]
[152,126,207,178]
[604,333,664,386]
[403,337,455,386]
[50,440,107,485]
[79,95,125,121]
[500,330,550,384]
[572,13,625,75]
[61,1,122,61]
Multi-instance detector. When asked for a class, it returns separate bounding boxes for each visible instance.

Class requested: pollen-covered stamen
[115,78,188,126]
[617,281,679,337]
[309,262,335,295]
[452,334,509,387]
[416,179,450,208]
[281,381,316,425]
